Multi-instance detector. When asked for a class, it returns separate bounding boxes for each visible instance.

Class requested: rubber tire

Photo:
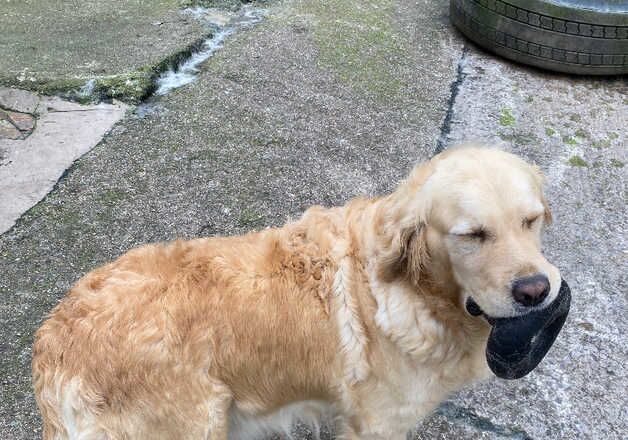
[450,0,628,75]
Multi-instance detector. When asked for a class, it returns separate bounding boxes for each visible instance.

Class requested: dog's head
[376,145,570,379]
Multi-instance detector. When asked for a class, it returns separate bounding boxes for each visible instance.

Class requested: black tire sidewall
[450,0,628,75]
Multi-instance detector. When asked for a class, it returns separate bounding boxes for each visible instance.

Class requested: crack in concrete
[437,402,534,440]
[0,105,35,115]
[45,108,118,113]
[434,45,469,155]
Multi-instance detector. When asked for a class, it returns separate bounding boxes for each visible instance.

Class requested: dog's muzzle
[467,280,571,379]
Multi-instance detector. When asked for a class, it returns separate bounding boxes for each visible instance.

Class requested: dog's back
[32,210,345,439]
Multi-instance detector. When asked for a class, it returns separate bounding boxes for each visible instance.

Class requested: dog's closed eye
[460,228,489,242]
[450,226,490,242]
[522,214,542,229]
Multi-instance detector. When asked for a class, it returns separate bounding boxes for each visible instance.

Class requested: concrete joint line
[434,46,469,155]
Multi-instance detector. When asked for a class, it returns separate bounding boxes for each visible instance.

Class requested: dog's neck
[343,196,489,368]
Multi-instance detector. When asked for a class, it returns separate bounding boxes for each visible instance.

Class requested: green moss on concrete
[238,208,265,227]
[568,155,588,167]
[91,72,154,103]
[592,137,611,148]
[545,127,556,137]
[574,128,588,139]
[97,189,128,205]
[499,131,539,145]
[88,34,211,104]
[149,36,210,78]
[610,158,624,168]
[1,71,149,105]
[499,108,515,126]
[0,76,84,102]
[563,136,578,146]
[0,34,211,104]
[300,0,410,102]
[180,0,254,9]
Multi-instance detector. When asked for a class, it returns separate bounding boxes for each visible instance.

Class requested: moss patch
[568,155,588,167]
[97,189,128,205]
[592,137,611,148]
[300,0,410,102]
[238,208,265,227]
[0,34,211,104]
[499,131,539,145]
[610,158,624,168]
[545,127,555,137]
[563,136,578,146]
[180,0,259,10]
[90,72,154,103]
[499,108,515,126]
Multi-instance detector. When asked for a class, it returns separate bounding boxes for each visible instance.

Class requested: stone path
[0,0,626,439]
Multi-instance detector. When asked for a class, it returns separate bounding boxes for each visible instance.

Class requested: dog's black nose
[512,274,550,307]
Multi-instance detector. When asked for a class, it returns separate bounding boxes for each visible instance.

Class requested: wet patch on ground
[155,6,267,96]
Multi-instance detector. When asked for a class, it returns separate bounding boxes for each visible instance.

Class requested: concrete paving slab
[0,87,40,114]
[3,110,35,132]
[0,119,23,140]
[0,89,128,234]
[0,0,208,102]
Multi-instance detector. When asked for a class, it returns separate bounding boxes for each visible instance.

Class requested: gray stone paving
[0,0,626,439]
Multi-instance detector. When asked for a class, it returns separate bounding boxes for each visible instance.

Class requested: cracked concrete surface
[0,0,626,439]
[0,0,207,97]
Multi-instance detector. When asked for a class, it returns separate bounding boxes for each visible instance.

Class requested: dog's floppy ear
[375,159,434,284]
[376,221,428,284]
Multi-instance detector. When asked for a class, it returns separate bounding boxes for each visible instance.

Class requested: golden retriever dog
[32,145,570,440]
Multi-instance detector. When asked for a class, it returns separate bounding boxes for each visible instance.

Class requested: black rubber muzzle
[486,279,571,379]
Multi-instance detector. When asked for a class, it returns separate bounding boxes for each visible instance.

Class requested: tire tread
[451,0,628,74]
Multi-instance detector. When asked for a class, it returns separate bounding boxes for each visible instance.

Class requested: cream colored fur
[32,145,560,439]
